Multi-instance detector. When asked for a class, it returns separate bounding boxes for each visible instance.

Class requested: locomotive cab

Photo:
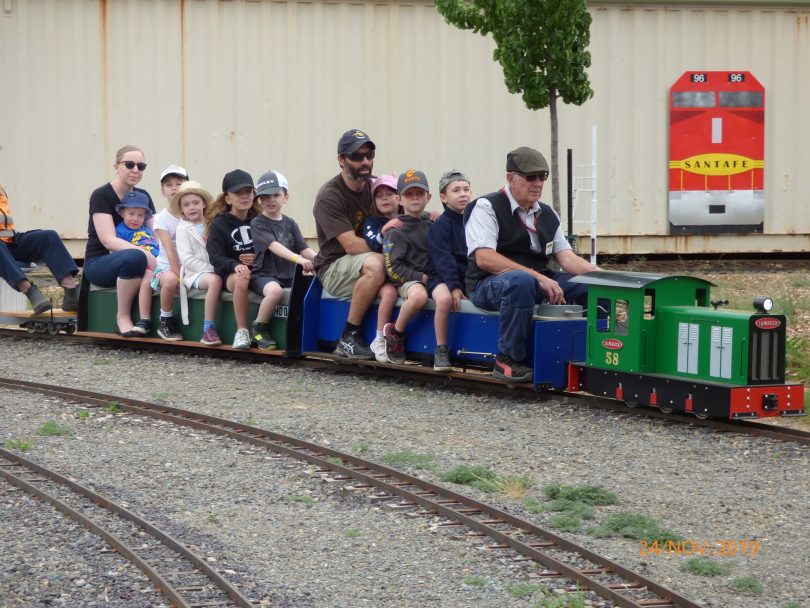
[571,270,713,374]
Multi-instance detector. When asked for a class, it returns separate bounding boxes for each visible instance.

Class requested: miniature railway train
[1,269,804,420]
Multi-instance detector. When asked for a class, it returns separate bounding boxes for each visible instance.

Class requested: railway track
[0,444,255,608]
[0,378,704,608]
[1,328,806,448]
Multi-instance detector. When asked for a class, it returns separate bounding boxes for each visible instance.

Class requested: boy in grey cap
[381,170,435,365]
[425,169,472,371]
[249,170,316,350]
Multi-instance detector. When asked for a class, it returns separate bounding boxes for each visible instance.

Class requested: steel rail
[0,445,255,608]
[0,378,702,608]
[0,329,805,446]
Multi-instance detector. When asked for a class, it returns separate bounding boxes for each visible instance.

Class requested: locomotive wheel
[64,323,77,336]
[48,323,60,336]
[23,321,35,334]
[624,400,639,408]
[658,403,675,414]
[693,410,711,420]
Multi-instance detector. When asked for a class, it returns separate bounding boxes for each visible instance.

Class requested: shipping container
[1,0,808,257]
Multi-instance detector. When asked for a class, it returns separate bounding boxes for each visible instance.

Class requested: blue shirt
[115,222,160,257]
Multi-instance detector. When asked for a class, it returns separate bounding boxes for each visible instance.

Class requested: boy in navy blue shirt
[426,170,471,371]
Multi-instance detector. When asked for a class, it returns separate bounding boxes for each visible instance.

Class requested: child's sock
[160,309,173,318]
[376,329,384,340]
[203,320,215,332]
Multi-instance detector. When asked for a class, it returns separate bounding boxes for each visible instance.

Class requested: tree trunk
[549,88,560,215]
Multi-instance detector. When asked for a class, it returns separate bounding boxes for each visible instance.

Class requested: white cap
[255,170,289,196]
[160,164,189,182]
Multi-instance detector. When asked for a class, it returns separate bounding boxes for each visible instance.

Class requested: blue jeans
[469,270,588,362]
[0,230,79,290]
[84,250,147,287]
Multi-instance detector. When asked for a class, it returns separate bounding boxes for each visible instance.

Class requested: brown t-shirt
[313,174,373,275]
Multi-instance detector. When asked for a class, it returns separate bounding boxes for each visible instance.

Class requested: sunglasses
[515,171,549,182]
[346,150,375,162]
[120,161,147,171]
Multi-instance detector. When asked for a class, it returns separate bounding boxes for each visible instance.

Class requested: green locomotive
[567,271,804,419]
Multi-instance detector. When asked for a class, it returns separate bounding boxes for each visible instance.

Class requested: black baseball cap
[337,129,376,156]
[222,169,254,193]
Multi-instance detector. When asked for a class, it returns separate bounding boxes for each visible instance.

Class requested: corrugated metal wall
[1,0,808,255]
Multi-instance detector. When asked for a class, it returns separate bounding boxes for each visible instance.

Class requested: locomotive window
[615,299,630,335]
[718,91,763,108]
[644,290,655,319]
[695,288,708,307]
[672,91,715,108]
[596,297,611,333]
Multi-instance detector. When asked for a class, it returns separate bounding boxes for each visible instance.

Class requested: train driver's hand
[537,274,565,304]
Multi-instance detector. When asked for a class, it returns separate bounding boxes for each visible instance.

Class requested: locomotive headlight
[753,297,774,313]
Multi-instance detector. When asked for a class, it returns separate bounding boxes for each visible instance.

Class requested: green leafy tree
[434,0,593,214]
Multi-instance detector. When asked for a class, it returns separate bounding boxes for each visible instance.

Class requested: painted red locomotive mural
[668,71,764,235]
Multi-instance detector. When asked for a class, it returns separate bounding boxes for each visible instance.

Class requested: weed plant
[344,528,361,539]
[680,557,732,577]
[537,592,586,608]
[462,575,487,587]
[287,495,315,504]
[548,513,583,532]
[5,438,32,451]
[602,512,682,544]
[383,450,435,471]
[523,496,544,513]
[36,420,71,437]
[441,465,499,492]
[545,499,596,519]
[506,582,549,598]
[491,474,534,498]
[729,576,763,594]
[543,484,618,505]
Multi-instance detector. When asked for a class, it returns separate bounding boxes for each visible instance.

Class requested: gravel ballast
[0,337,807,608]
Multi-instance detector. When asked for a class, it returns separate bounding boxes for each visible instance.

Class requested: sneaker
[383,323,405,364]
[370,336,387,362]
[25,284,52,315]
[157,315,184,341]
[251,321,277,351]
[433,344,452,372]
[333,328,373,360]
[200,327,222,346]
[232,327,251,350]
[130,318,152,335]
[61,286,80,312]
[493,353,533,383]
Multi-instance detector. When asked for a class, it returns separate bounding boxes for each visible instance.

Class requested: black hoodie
[206,212,255,280]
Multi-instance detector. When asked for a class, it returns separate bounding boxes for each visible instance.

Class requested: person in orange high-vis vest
[0,184,79,314]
